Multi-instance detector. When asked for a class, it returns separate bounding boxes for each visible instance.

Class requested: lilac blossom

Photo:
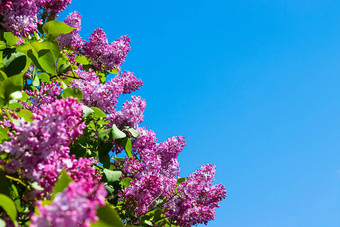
[57,11,84,55]
[84,28,131,71]
[164,164,227,226]
[119,174,176,216]
[22,81,62,112]
[131,127,157,155]
[71,69,123,113]
[36,155,102,197]
[36,0,72,19]
[0,98,85,182]
[109,96,146,128]
[156,136,186,178]
[30,180,107,227]
[0,0,39,36]
[113,71,143,94]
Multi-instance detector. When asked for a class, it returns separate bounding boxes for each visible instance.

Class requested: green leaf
[0,74,23,104]
[122,125,140,138]
[60,80,68,89]
[9,91,22,100]
[99,153,111,169]
[32,76,40,86]
[17,92,29,102]
[37,73,50,83]
[14,200,24,213]
[51,169,72,200]
[30,40,60,61]
[0,194,17,225]
[29,182,44,191]
[98,129,111,140]
[98,141,113,168]
[0,98,6,107]
[112,124,126,140]
[176,177,186,185]
[82,105,94,117]
[17,41,58,75]
[144,220,153,226]
[8,102,22,110]
[2,48,27,77]
[109,68,118,75]
[0,70,7,82]
[0,128,10,143]
[97,119,109,125]
[0,172,10,196]
[3,33,18,46]
[43,20,75,40]
[104,183,115,194]
[16,109,33,122]
[0,218,6,227]
[103,169,122,183]
[0,41,6,50]
[75,55,89,65]
[119,137,132,158]
[58,64,71,74]
[121,177,133,188]
[91,202,124,227]
[90,107,106,118]
[35,49,56,75]
[62,88,83,101]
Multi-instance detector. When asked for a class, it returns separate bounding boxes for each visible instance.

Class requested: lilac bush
[0,1,226,226]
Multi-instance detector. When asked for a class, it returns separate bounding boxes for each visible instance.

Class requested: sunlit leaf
[43,20,75,40]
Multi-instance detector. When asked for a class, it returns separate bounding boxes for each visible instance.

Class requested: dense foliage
[0,0,226,226]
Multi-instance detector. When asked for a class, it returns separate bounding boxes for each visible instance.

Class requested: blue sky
[62,1,340,226]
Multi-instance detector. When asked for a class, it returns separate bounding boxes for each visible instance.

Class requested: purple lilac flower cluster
[120,174,176,216]
[35,0,72,19]
[57,11,83,50]
[116,111,226,225]
[109,96,146,128]
[113,71,143,94]
[36,155,102,198]
[0,0,39,36]
[0,98,92,194]
[71,69,123,114]
[119,136,185,217]
[30,180,107,227]
[156,136,186,178]
[164,164,227,226]
[22,81,62,112]
[0,0,71,36]
[84,28,131,71]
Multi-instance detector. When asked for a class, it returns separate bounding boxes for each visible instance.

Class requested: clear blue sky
[62,1,340,226]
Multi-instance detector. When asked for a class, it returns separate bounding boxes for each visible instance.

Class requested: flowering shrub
[0,1,226,226]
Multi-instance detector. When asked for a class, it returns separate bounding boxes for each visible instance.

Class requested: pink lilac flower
[164,164,227,227]
[113,71,143,94]
[0,98,85,181]
[84,28,131,71]
[71,69,123,114]
[119,174,176,217]
[108,96,146,128]
[0,0,39,36]
[131,127,157,155]
[122,148,161,178]
[36,0,72,19]
[36,155,102,198]
[156,136,186,178]
[57,11,84,53]
[22,81,62,112]
[30,180,107,227]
